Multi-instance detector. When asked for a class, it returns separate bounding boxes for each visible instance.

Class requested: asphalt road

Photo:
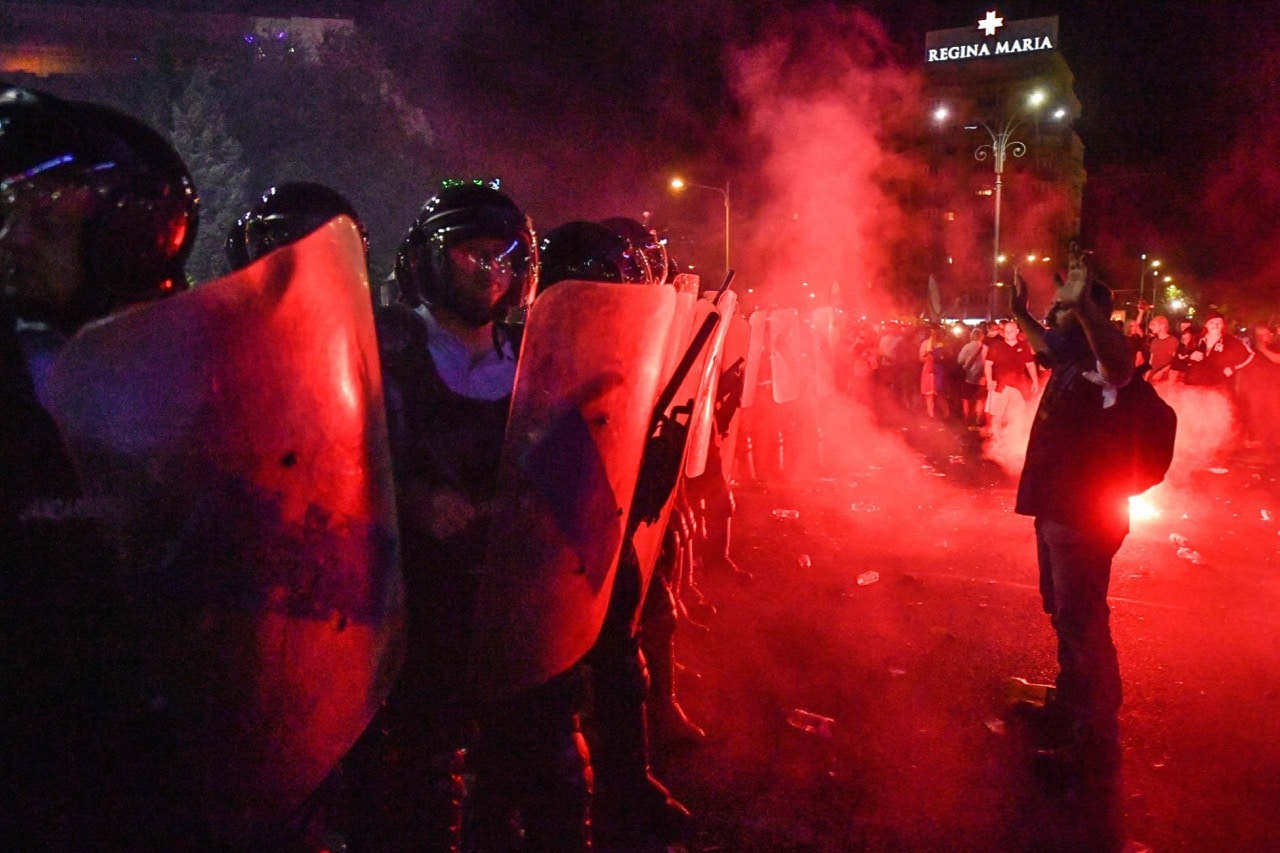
[654,409,1280,852]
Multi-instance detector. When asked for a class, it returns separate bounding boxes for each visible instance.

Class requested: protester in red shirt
[983,320,1039,436]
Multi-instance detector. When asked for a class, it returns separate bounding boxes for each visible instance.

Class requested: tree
[7,18,441,285]
[219,28,438,281]
[168,67,253,283]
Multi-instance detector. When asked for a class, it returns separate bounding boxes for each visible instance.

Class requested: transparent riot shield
[670,272,702,294]
[715,312,751,484]
[742,308,768,409]
[768,307,803,404]
[659,275,701,386]
[628,292,722,589]
[467,280,676,700]
[811,305,837,398]
[684,290,737,478]
[45,216,403,840]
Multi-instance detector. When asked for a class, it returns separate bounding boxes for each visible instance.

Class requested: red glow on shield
[326,330,361,418]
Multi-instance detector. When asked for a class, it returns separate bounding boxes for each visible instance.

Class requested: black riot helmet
[393,183,537,326]
[0,85,198,329]
[538,220,655,294]
[226,182,367,271]
[599,216,667,286]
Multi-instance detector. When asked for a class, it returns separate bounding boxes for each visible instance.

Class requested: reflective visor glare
[0,181,74,240]
[453,239,521,270]
[0,189,15,240]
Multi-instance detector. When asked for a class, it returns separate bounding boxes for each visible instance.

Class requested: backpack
[1104,377,1177,496]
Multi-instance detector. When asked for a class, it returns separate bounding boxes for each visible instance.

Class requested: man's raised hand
[1056,241,1089,307]
[1012,268,1030,317]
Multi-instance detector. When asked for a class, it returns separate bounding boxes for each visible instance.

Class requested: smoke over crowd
[727,7,928,319]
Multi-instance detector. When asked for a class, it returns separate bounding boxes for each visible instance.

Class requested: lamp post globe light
[670,176,731,281]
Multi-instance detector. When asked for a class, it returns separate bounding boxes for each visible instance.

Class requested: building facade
[922,11,1085,318]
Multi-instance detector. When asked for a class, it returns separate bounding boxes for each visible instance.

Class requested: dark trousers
[468,673,592,852]
[345,670,590,852]
[1035,517,1125,742]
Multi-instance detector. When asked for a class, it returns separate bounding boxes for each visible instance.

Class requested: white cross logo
[977,10,1004,36]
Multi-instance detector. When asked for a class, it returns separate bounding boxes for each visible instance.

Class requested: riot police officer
[539,219,695,849]
[591,216,710,741]
[1,84,199,846]
[538,218,652,287]
[226,181,368,272]
[599,215,669,286]
[357,183,594,851]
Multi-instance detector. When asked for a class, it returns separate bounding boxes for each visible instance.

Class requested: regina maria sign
[926,11,1059,64]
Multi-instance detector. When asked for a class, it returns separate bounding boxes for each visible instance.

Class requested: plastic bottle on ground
[772,508,800,520]
[855,570,880,586]
[786,708,835,738]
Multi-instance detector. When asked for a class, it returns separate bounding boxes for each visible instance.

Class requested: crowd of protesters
[828,304,1280,450]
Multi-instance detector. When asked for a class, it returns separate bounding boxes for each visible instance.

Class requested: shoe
[700,554,752,580]
[1033,732,1121,781]
[593,774,692,849]
[649,698,708,747]
[639,775,692,844]
[677,598,713,633]
[1010,699,1075,749]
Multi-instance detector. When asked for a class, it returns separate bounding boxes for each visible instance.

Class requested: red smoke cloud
[982,381,1238,490]
[725,7,930,319]
[1161,385,1238,477]
[983,389,1040,478]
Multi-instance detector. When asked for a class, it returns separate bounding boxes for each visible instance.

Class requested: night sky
[111,0,1275,171]
[352,0,1280,308]
[19,1,1280,308]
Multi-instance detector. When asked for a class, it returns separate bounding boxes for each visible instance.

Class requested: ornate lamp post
[973,117,1027,319]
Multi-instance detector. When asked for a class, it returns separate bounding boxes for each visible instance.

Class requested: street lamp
[1155,275,1173,311]
[937,90,1064,318]
[999,251,1050,283]
[971,117,1027,319]
[670,176,731,280]
[1138,255,1161,305]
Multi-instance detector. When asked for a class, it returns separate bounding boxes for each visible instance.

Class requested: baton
[713,269,736,307]
[650,311,720,430]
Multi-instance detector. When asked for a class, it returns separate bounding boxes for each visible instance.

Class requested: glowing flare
[1128,494,1161,522]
